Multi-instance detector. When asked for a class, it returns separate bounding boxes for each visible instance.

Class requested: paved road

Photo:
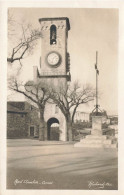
[7,139,118,190]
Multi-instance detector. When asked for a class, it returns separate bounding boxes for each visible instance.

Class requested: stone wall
[7,102,41,138]
[7,112,28,138]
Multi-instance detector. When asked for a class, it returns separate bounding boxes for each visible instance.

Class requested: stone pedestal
[92,116,102,135]
[74,116,117,148]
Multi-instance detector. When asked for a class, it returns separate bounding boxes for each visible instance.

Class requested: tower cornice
[39,17,70,30]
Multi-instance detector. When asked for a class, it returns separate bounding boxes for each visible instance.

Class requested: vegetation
[49,81,95,141]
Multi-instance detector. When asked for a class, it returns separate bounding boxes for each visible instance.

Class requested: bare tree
[8,11,41,67]
[8,76,50,141]
[49,81,95,141]
[8,76,95,141]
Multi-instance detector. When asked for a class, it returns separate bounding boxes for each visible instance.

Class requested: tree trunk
[68,121,72,141]
[72,104,78,123]
[39,107,45,141]
[66,114,73,141]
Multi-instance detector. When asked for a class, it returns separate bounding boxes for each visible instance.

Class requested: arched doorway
[47,118,59,140]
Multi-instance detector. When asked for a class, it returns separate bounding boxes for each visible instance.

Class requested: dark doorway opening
[47,118,59,140]
[30,126,34,136]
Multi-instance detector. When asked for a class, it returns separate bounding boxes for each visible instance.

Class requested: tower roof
[39,17,70,30]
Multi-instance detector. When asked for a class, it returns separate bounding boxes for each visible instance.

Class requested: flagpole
[96,51,98,113]
[92,51,102,115]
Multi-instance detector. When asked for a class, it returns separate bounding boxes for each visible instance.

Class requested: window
[50,25,57,45]
[55,105,59,114]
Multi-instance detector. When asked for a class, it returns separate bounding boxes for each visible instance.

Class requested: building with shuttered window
[7,101,40,138]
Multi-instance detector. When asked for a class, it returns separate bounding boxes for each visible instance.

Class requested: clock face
[47,52,60,66]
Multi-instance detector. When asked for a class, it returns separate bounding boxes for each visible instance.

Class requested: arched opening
[50,25,57,45]
[47,118,59,140]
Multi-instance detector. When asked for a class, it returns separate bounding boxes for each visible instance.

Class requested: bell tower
[39,17,71,82]
[34,17,71,141]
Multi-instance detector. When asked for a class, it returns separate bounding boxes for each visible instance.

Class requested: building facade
[7,101,40,138]
[33,17,71,141]
[74,111,90,122]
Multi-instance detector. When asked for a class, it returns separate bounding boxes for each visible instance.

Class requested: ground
[7,139,118,190]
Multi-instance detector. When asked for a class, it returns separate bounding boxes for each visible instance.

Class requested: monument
[33,17,71,141]
[74,52,117,148]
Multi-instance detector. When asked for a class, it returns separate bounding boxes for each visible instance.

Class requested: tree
[8,76,50,140]
[49,81,95,141]
[8,11,41,67]
[7,11,95,141]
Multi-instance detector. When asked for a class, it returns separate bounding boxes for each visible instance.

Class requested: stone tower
[33,17,71,141]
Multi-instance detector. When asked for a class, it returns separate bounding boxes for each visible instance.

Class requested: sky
[8,8,119,115]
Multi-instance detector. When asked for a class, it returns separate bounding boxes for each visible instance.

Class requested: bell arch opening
[50,25,57,45]
[47,117,60,140]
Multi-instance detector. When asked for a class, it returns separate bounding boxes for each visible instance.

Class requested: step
[86,135,108,140]
[103,139,113,144]
[80,139,112,144]
[74,141,118,148]
[74,143,117,148]
[103,143,118,148]
[74,142,105,148]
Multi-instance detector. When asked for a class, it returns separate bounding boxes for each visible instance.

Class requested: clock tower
[34,17,71,141]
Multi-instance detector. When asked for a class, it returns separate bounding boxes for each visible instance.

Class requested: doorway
[30,126,34,136]
[47,118,59,140]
